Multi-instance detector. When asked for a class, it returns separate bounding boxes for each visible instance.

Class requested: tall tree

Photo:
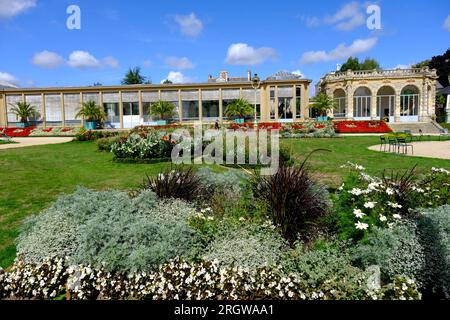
[340,57,380,72]
[412,48,450,87]
[122,67,146,85]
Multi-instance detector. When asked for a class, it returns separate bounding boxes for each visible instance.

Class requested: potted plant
[76,101,106,130]
[224,98,254,124]
[10,102,38,128]
[149,100,176,125]
[310,93,336,122]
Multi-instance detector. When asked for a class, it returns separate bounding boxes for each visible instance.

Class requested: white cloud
[305,1,366,31]
[300,37,378,64]
[165,56,194,70]
[444,14,450,32]
[162,71,192,84]
[174,13,203,38]
[67,51,100,68]
[143,60,153,67]
[225,43,277,65]
[32,50,64,68]
[0,71,19,87]
[0,0,36,19]
[102,56,119,69]
[291,70,304,78]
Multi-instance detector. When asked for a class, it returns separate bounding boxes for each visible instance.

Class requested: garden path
[368,141,450,160]
[0,137,73,150]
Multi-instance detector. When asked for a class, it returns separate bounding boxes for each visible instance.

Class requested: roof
[266,71,303,81]
[437,85,450,95]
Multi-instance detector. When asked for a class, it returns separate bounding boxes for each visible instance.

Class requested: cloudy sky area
[0,0,449,89]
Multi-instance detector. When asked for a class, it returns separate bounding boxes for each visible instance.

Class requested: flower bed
[0,127,79,137]
[334,121,392,133]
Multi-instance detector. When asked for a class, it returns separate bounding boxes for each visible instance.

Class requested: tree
[224,98,254,119]
[76,101,106,121]
[10,102,38,124]
[162,79,173,84]
[340,57,380,72]
[122,67,146,85]
[310,93,336,117]
[340,57,360,72]
[412,49,450,87]
[149,100,176,120]
[92,82,102,87]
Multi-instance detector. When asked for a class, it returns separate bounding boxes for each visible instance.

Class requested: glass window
[83,93,99,104]
[104,103,120,128]
[181,90,199,121]
[24,95,43,125]
[45,94,62,126]
[6,95,23,125]
[296,86,302,118]
[64,93,81,126]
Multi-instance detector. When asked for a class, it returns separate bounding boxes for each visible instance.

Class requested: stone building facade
[318,68,438,122]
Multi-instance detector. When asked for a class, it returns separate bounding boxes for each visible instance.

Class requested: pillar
[292,85,298,121]
[0,94,5,127]
[371,91,378,120]
[198,89,202,122]
[302,83,309,120]
[119,91,123,129]
[420,81,428,122]
[345,84,354,119]
[178,89,182,121]
[394,93,401,122]
[446,94,450,123]
[80,92,84,127]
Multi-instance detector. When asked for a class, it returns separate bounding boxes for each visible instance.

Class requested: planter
[317,116,328,122]
[84,121,99,130]
[156,120,168,126]
[16,122,30,128]
[234,118,245,124]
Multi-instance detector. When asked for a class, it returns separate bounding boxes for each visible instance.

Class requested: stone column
[118,91,123,129]
[326,88,334,118]
[302,83,309,120]
[371,92,378,120]
[61,93,65,127]
[42,93,46,128]
[198,89,202,122]
[138,90,143,124]
[420,81,428,122]
[394,93,401,122]
[0,94,6,127]
[446,94,450,123]
[345,83,354,119]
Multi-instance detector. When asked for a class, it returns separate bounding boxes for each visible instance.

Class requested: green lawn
[1,137,450,268]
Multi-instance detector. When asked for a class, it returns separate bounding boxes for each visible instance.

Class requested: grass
[1,137,450,268]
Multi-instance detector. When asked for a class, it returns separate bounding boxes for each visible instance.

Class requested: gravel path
[368,141,450,160]
[0,137,73,150]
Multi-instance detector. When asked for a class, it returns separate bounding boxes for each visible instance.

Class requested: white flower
[379,215,387,222]
[349,188,363,196]
[393,214,402,220]
[355,222,369,230]
[385,188,395,195]
[239,217,246,222]
[388,222,394,229]
[387,202,403,209]
[353,209,365,219]
[364,202,376,209]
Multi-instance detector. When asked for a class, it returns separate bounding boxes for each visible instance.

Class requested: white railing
[323,68,437,81]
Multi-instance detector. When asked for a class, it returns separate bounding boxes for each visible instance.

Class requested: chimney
[247,70,252,81]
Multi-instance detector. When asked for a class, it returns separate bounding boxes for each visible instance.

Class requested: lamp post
[251,73,261,128]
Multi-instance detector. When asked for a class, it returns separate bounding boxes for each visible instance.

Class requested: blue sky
[0,0,449,91]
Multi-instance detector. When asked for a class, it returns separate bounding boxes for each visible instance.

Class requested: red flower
[334,121,392,133]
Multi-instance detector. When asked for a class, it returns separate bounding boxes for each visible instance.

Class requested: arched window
[333,89,346,118]
[400,85,419,118]
[353,87,372,119]
[376,86,395,120]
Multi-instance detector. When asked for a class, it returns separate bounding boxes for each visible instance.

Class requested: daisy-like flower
[364,202,376,209]
[379,215,387,222]
[353,209,365,219]
[349,188,363,196]
[393,214,402,220]
[387,202,403,209]
[386,188,395,195]
[355,222,369,230]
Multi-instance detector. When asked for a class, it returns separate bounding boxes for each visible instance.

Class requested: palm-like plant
[310,93,336,117]
[10,102,38,124]
[224,98,254,119]
[75,101,106,121]
[122,67,146,85]
[149,100,176,120]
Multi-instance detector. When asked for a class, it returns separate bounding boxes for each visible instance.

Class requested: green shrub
[17,187,202,273]
[111,132,175,160]
[282,241,373,299]
[196,167,248,198]
[204,223,287,269]
[351,220,426,286]
[417,205,450,299]
[97,136,122,152]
